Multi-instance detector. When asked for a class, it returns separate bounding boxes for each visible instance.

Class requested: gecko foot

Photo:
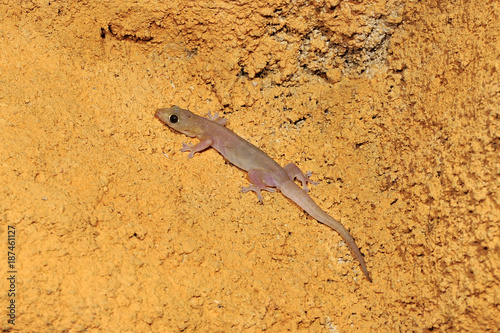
[304,171,320,187]
[284,163,319,192]
[180,142,195,158]
[206,111,227,126]
[241,184,275,202]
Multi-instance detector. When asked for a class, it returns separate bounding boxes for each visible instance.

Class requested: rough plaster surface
[0,0,498,332]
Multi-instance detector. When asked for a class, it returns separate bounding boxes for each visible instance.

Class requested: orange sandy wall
[0,0,498,332]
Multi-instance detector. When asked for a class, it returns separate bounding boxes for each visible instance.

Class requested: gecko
[155,105,372,282]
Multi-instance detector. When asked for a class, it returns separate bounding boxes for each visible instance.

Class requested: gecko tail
[278,180,372,282]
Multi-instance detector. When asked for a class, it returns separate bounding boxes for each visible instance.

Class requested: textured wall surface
[0,0,498,331]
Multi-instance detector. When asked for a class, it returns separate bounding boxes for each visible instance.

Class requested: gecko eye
[169,114,179,123]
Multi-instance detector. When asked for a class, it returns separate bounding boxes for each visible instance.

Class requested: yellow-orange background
[0,1,498,332]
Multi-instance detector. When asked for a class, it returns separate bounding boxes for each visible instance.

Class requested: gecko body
[155,105,371,282]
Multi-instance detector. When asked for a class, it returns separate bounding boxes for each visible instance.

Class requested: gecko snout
[155,108,169,123]
[154,108,163,119]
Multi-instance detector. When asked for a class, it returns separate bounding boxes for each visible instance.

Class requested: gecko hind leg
[284,163,319,192]
[241,169,276,202]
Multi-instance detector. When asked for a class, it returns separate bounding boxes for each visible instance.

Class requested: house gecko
[155,105,371,282]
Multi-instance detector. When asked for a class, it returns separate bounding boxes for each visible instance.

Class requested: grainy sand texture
[0,0,498,331]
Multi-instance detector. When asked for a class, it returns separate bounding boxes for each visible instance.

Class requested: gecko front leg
[180,136,213,158]
[206,112,228,126]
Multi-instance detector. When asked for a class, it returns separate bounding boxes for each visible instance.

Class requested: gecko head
[155,106,202,137]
